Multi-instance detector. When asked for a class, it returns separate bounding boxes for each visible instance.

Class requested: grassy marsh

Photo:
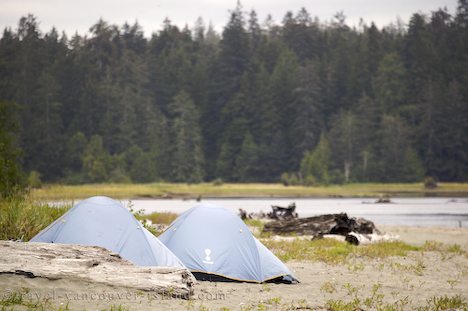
[30,182,468,200]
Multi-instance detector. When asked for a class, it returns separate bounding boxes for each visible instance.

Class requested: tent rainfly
[31,196,185,268]
[159,204,298,283]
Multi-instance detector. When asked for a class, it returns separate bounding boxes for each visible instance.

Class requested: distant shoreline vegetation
[0,1,467,194]
[30,182,468,200]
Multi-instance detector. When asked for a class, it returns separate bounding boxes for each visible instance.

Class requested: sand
[1,226,467,310]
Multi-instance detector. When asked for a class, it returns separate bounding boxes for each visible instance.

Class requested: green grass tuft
[418,295,468,311]
[0,289,70,310]
[422,240,466,256]
[137,211,178,225]
[262,238,422,264]
[0,197,70,241]
[326,298,361,311]
[357,241,420,258]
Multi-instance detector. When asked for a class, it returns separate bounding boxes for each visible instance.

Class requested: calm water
[121,197,468,228]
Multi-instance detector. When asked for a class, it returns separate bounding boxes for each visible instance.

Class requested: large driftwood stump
[0,241,194,298]
[269,203,298,220]
[263,213,380,237]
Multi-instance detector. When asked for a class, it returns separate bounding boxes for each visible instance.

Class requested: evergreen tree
[169,91,204,183]
[125,145,155,183]
[208,2,250,179]
[291,61,324,166]
[82,135,109,182]
[64,131,87,181]
[352,94,381,181]
[215,2,249,99]
[248,65,277,181]
[216,92,249,180]
[269,47,300,172]
[329,111,360,182]
[28,68,64,179]
[0,101,22,197]
[372,115,424,182]
[433,81,468,180]
[235,132,259,181]
[300,134,331,185]
[373,52,407,113]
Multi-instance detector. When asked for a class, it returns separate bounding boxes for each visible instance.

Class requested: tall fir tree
[169,91,205,183]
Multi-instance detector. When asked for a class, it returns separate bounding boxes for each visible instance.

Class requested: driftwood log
[263,213,380,238]
[0,241,194,298]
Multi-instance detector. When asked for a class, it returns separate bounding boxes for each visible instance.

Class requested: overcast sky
[0,0,458,37]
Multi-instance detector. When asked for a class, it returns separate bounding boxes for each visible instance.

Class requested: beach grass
[262,238,421,264]
[264,237,466,265]
[0,197,70,241]
[0,288,71,310]
[137,211,178,225]
[325,294,467,311]
[30,182,468,200]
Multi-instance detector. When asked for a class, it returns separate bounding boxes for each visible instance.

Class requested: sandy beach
[1,226,467,310]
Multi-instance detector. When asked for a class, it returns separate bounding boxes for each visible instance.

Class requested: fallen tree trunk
[0,241,194,298]
[263,213,380,237]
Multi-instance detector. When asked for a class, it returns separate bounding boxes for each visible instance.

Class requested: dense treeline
[0,1,467,187]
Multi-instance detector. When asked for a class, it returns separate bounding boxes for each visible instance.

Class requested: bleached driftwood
[0,241,194,298]
[344,232,399,245]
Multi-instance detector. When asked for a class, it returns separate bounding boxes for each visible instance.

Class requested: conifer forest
[0,1,467,188]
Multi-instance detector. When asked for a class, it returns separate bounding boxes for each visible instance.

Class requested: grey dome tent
[31,196,185,268]
[159,204,298,283]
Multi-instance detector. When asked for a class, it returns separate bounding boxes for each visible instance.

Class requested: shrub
[424,176,438,189]
[108,167,131,183]
[280,172,301,186]
[280,172,290,186]
[212,178,224,186]
[27,170,42,189]
[303,175,317,186]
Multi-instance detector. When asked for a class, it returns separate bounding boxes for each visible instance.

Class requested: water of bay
[124,197,468,228]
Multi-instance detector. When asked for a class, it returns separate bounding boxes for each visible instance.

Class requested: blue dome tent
[159,204,298,283]
[31,196,185,268]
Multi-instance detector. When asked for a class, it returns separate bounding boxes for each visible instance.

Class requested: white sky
[0,0,458,37]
